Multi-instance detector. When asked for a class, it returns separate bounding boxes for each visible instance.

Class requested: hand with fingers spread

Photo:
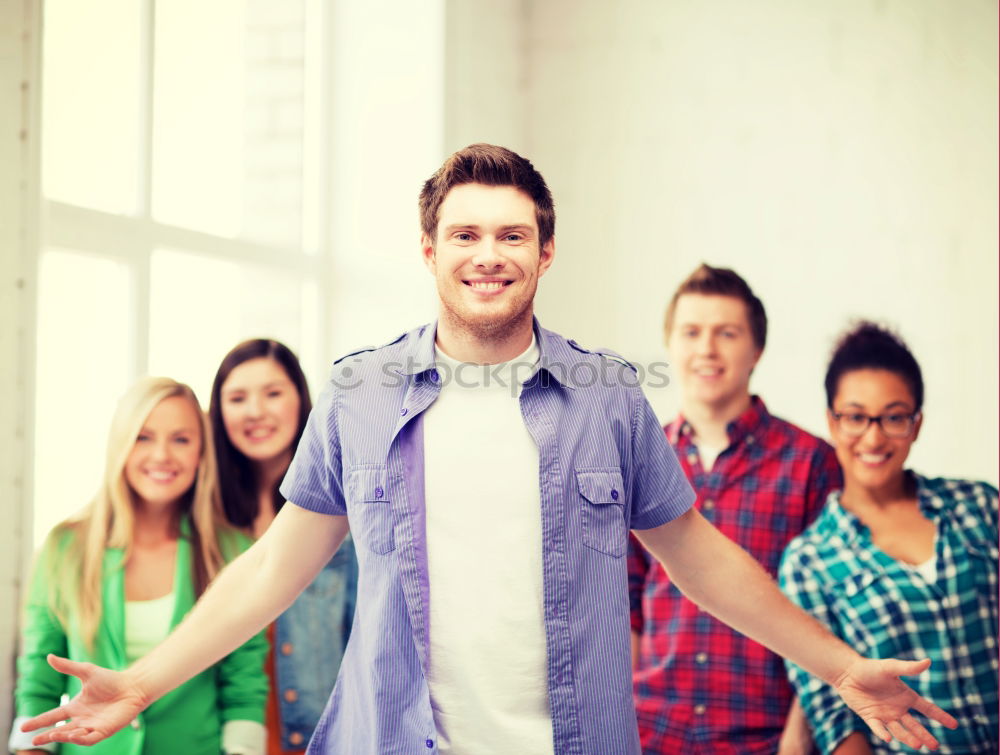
[833,658,959,750]
[21,654,149,748]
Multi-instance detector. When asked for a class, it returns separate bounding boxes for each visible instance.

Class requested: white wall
[323,0,446,361]
[0,0,39,735]
[448,0,999,485]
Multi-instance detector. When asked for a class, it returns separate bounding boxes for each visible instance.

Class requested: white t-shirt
[422,337,554,755]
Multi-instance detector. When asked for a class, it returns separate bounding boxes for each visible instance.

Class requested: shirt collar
[824,490,864,544]
[396,322,438,378]
[826,471,936,545]
[912,472,945,516]
[395,318,580,389]
[670,395,770,447]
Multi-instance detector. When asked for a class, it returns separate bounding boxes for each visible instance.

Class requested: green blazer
[15,521,267,755]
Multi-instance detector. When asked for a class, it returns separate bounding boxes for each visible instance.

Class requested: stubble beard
[440,283,536,345]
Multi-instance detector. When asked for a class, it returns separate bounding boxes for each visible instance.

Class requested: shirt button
[695,652,708,664]
[281,642,293,655]
[284,688,299,703]
[687,453,698,465]
[430,370,439,382]
[703,499,715,511]
[130,719,141,730]
[425,739,434,748]
[289,732,304,746]
[610,489,619,501]
[694,704,707,715]
[374,486,384,499]
[400,407,408,416]
[746,435,754,445]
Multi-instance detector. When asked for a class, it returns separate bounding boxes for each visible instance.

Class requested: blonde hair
[45,377,229,650]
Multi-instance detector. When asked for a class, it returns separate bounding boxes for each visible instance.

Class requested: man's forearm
[632,509,860,686]
[128,507,348,705]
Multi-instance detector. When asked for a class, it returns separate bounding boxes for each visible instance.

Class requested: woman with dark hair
[209,340,357,755]
[779,323,998,754]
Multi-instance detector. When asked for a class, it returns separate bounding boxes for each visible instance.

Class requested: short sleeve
[778,538,865,754]
[805,442,842,525]
[280,377,347,516]
[628,390,695,530]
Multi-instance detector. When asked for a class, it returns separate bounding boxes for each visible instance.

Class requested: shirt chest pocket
[345,466,396,555]
[576,469,626,557]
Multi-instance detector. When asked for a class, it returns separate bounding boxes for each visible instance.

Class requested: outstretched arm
[22,505,349,748]
[632,508,958,751]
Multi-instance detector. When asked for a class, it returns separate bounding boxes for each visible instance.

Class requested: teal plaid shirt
[779,474,998,754]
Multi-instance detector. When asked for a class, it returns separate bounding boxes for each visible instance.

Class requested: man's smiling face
[422,182,555,342]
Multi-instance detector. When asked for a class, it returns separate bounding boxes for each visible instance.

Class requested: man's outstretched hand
[835,658,958,751]
[21,654,149,748]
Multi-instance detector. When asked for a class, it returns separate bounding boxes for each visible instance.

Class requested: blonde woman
[9,377,267,755]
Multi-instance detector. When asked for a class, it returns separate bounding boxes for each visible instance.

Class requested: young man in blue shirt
[23,145,956,755]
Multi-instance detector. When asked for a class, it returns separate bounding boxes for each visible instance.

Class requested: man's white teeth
[859,453,889,463]
[147,470,175,482]
[470,281,504,290]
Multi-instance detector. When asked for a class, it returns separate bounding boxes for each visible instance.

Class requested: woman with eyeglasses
[779,322,998,755]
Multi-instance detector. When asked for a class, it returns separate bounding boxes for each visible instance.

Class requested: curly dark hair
[824,321,923,411]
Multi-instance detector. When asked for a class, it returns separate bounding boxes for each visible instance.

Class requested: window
[34,0,326,544]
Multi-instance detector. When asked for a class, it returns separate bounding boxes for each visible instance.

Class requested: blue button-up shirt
[280,321,695,754]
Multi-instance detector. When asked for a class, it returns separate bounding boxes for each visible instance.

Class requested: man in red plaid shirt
[628,264,842,754]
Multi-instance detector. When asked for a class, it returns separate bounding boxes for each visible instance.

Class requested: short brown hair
[419,143,555,247]
[664,264,768,349]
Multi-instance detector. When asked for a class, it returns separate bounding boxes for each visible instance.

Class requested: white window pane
[151,0,246,237]
[148,249,305,404]
[242,0,307,248]
[42,0,141,213]
[34,251,133,547]
[151,0,308,249]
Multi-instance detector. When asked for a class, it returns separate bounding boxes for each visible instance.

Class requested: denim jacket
[271,534,358,749]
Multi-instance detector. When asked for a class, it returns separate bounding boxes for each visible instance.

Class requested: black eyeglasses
[831,410,920,438]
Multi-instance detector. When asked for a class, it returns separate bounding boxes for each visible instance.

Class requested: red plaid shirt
[628,397,841,754]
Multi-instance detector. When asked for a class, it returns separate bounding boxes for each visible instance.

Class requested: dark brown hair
[825,321,923,411]
[419,143,555,247]
[664,263,768,350]
[208,339,312,529]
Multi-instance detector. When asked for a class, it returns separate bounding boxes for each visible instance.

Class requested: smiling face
[667,293,762,416]
[219,357,302,467]
[124,395,203,510]
[422,182,555,345]
[828,368,921,495]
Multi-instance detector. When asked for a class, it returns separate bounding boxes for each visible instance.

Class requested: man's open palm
[836,658,958,750]
[21,654,148,748]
